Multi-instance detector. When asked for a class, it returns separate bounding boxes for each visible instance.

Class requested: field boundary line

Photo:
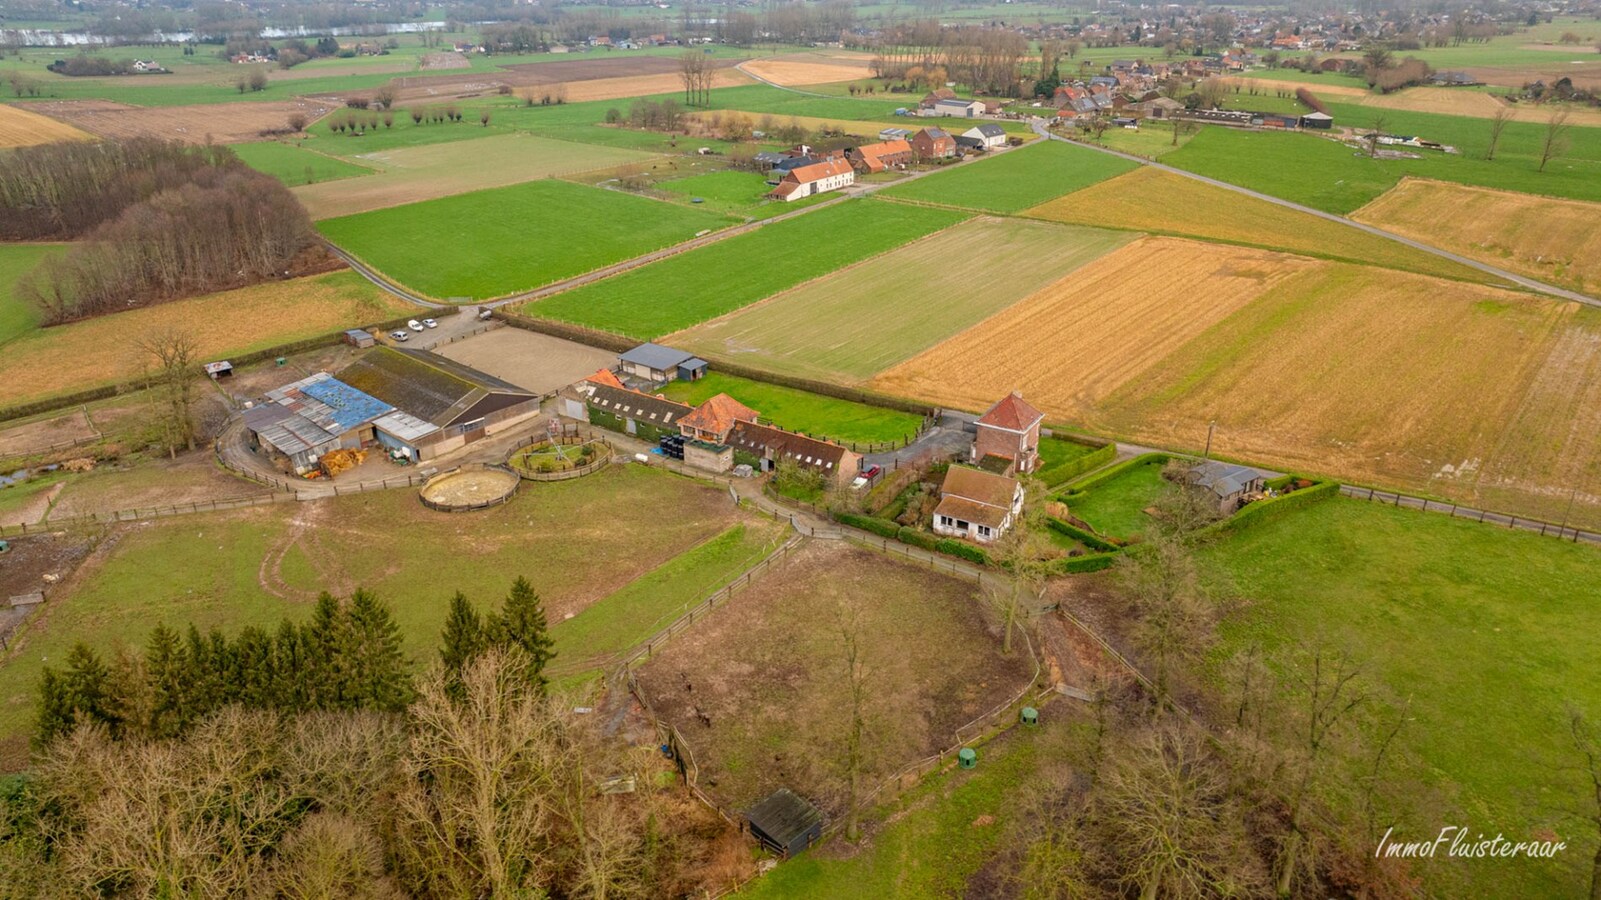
[1337,482,1601,545]
[1032,121,1601,308]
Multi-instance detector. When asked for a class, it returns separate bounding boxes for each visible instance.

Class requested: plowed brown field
[872,247,1601,528]
[870,237,1319,413]
[1353,178,1601,295]
[0,103,92,147]
[18,99,335,144]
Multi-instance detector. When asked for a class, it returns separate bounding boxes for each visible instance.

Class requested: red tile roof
[784,157,854,184]
[679,393,759,437]
[977,392,1044,431]
[940,465,1019,510]
[586,369,624,389]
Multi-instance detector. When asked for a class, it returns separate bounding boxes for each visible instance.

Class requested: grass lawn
[669,217,1134,383]
[657,170,771,206]
[1034,436,1102,484]
[742,708,1083,899]
[1060,456,1170,540]
[880,140,1138,213]
[526,199,968,338]
[0,243,63,347]
[1202,497,1601,898]
[1164,113,1601,214]
[0,271,411,409]
[0,465,753,767]
[656,372,925,445]
[548,521,787,679]
[228,140,374,187]
[317,179,727,300]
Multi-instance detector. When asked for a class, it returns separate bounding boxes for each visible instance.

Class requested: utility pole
[1559,486,1579,536]
[1204,420,1216,459]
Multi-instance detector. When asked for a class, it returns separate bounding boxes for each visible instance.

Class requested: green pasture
[656,372,925,445]
[880,139,1138,213]
[0,243,62,347]
[317,178,726,300]
[1060,455,1171,540]
[229,140,374,186]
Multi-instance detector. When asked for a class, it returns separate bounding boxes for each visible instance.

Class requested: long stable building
[243,347,540,474]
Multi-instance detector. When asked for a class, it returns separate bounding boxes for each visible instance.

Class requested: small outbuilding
[618,343,707,384]
[344,329,377,349]
[1186,461,1266,514]
[746,788,823,858]
[1300,111,1334,129]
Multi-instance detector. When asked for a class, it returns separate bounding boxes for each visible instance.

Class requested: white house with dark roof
[962,123,1007,150]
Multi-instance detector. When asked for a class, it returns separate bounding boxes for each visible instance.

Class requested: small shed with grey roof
[1187,461,1265,514]
[618,343,707,384]
[745,788,823,858]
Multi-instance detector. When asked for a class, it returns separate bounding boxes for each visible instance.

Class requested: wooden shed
[746,788,823,858]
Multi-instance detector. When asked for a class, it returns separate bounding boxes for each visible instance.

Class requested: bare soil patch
[1464,62,1601,91]
[324,56,748,106]
[742,55,873,85]
[0,532,94,603]
[433,327,617,393]
[17,98,337,144]
[497,55,739,83]
[47,451,269,520]
[420,467,519,508]
[420,52,469,70]
[635,540,1033,816]
[1356,86,1601,126]
[0,408,99,459]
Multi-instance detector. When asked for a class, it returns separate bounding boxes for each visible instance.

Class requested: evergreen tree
[489,576,556,692]
[34,668,72,746]
[144,624,190,738]
[346,590,413,710]
[38,644,122,741]
[184,624,222,716]
[439,591,486,687]
[271,619,307,713]
[303,592,351,709]
[233,625,276,709]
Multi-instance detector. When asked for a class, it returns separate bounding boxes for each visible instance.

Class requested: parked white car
[390,330,409,342]
[422,318,438,329]
[407,319,424,332]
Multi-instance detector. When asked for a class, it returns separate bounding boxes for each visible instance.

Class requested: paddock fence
[1339,483,1601,546]
[0,493,289,538]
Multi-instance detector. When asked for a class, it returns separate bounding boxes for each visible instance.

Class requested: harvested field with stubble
[879,254,1601,528]
[1357,86,1601,126]
[667,217,1134,382]
[871,237,1319,415]
[1353,178,1601,295]
[0,271,411,408]
[18,98,336,144]
[634,541,1033,816]
[1027,168,1502,285]
[0,103,92,147]
[740,55,873,85]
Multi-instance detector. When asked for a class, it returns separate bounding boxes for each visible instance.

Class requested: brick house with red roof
[676,393,759,443]
[769,157,855,202]
[910,127,956,159]
[972,392,1044,476]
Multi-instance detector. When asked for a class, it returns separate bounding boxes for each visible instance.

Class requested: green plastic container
[1021,706,1039,727]
[957,747,977,769]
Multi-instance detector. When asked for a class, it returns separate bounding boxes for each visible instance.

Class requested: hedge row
[1201,479,1340,537]
[1046,517,1120,553]
[0,308,459,424]
[936,538,990,565]
[1038,441,1117,488]
[1059,452,1171,495]
[1048,552,1118,574]
[497,312,937,418]
[834,512,901,540]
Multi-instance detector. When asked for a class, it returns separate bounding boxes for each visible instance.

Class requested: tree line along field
[635,540,1033,817]
[1025,167,1505,286]
[667,217,1137,383]
[525,199,969,339]
[0,270,412,408]
[1163,108,1601,214]
[0,466,776,768]
[317,178,728,300]
[1352,178,1601,296]
[1203,497,1601,898]
[655,372,925,445]
[229,139,374,188]
[879,139,1138,214]
[872,245,1601,530]
[291,132,662,219]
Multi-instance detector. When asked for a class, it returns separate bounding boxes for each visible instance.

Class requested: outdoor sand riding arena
[16,99,337,144]
[1352,178,1601,295]
[0,104,92,148]
[634,540,1034,816]
[434,328,616,395]
[419,465,521,510]
[293,132,661,218]
[868,241,1601,527]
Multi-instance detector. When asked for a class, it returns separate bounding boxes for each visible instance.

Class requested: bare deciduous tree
[1115,532,1216,709]
[136,327,201,458]
[1539,109,1572,173]
[1485,105,1513,161]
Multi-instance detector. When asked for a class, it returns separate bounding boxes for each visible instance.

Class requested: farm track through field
[1029,120,1601,308]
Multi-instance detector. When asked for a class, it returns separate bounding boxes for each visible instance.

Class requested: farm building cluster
[933,392,1044,544]
[757,123,1011,200]
[242,347,540,475]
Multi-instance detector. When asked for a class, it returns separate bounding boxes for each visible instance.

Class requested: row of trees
[17,167,314,324]
[865,22,1031,96]
[0,138,238,241]
[36,578,555,746]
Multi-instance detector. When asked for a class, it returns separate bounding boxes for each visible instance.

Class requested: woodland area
[0,139,315,324]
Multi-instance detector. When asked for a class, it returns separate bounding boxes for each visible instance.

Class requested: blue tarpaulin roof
[298,377,395,431]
